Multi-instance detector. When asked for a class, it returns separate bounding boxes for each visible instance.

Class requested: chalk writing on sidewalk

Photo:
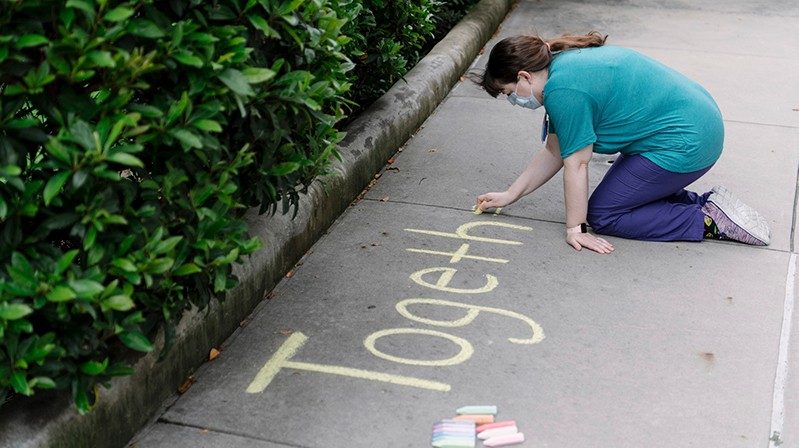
[246,332,451,393]
[247,220,544,395]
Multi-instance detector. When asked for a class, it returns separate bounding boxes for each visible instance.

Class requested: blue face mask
[507,79,542,110]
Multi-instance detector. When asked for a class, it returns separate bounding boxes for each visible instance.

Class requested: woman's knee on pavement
[587,201,618,234]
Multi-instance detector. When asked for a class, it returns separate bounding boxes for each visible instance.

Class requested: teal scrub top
[543,46,724,173]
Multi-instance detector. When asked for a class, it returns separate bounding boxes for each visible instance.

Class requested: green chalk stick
[456,405,497,415]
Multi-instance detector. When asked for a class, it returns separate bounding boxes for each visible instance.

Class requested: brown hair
[475,31,608,97]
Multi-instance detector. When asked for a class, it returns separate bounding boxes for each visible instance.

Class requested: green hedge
[0,0,477,415]
[341,0,479,113]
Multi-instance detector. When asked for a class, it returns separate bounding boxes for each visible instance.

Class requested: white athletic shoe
[701,186,770,246]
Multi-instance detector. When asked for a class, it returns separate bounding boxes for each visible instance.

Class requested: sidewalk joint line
[792,159,799,253]
[723,119,799,130]
[769,253,797,447]
[567,2,799,19]
[622,43,799,62]
[154,418,312,448]
[362,198,794,254]
[361,197,565,225]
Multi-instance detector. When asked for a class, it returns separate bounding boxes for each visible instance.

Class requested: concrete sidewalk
[127,1,799,447]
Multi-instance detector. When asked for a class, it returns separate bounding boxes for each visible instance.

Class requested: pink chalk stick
[476,420,516,433]
[453,414,494,424]
[483,432,524,447]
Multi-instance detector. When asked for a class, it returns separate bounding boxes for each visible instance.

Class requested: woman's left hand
[565,232,615,254]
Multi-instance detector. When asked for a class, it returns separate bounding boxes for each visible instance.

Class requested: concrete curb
[0,1,512,447]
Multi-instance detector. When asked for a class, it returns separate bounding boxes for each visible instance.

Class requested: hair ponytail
[474,31,608,98]
[546,31,607,52]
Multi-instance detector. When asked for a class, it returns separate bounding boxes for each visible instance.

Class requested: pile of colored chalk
[432,406,524,447]
[431,419,475,448]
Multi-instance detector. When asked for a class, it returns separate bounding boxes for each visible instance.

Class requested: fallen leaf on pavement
[178,376,196,394]
[209,348,220,361]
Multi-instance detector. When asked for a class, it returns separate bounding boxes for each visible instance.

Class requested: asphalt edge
[0,1,512,447]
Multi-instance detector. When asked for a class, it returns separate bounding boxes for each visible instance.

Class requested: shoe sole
[707,186,770,245]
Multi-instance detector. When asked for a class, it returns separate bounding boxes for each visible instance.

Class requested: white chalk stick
[477,426,517,440]
[482,432,524,447]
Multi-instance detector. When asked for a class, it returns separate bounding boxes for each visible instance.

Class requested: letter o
[364,328,474,367]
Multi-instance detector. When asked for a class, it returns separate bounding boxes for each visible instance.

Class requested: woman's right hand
[476,190,516,212]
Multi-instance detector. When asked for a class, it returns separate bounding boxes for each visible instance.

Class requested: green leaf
[73,386,91,414]
[0,303,33,320]
[242,67,276,84]
[278,0,305,15]
[128,19,165,38]
[218,69,254,96]
[248,14,280,38]
[270,162,300,176]
[302,97,320,110]
[30,377,56,389]
[169,129,202,149]
[106,152,144,167]
[47,286,77,302]
[213,268,227,292]
[83,226,97,250]
[10,319,34,334]
[45,139,72,163]
[102,295,135,312]
[144,258,174,274]
[11,372,32,395]
[55,250,79,275]
[173,51,203,68]
[6,118,39,129]
[154,236,183,254]
[68,279,105,299]
[104,6,134,22]
[119,330,154,352]
[15,34,49,49]
[166,92,189,125]
[173,263,202,276]
[192,119,222,132]
[79,358,108,375]
[43,171,70,205]
[86,50,115,68]
[105,363,135,377]
[130,104,163,118]
[70,120,96,151]
[66,0,96,20]
[111,258,137,272]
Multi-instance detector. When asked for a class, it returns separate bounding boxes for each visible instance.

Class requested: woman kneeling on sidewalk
[474,32,770,254]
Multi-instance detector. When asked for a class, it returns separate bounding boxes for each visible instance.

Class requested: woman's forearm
[506,137,564,201]
[563,145,593,227]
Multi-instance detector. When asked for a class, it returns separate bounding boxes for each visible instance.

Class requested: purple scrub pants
[587,154,713,242]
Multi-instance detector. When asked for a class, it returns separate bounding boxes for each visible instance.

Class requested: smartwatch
[566,223,588,234]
